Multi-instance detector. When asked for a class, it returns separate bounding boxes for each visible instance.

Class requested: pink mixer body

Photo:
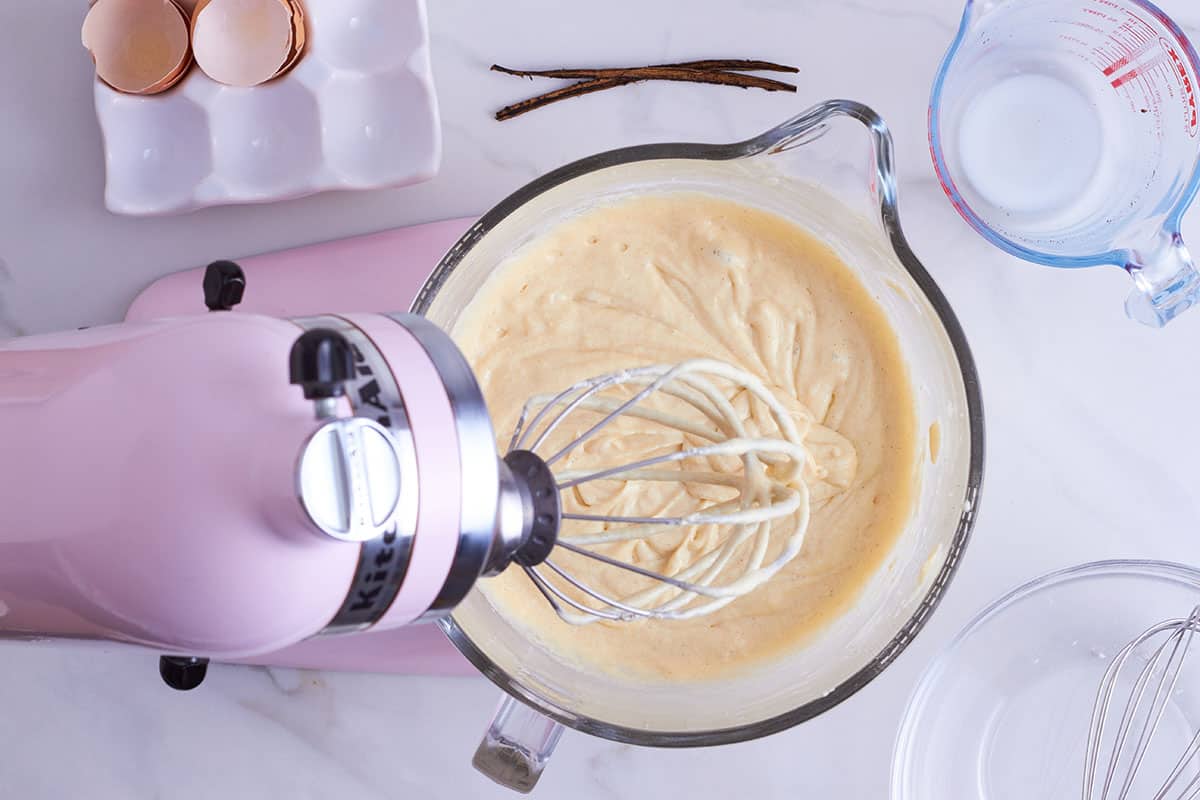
[0,306,496,667]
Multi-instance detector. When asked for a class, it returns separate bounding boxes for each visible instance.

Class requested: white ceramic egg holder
[93,0,441,216]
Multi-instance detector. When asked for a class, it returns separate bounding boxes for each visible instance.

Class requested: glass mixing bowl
[892,560,1200,799]
[414,99,985,791]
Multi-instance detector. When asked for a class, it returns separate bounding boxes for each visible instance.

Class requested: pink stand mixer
[0,259,558,688]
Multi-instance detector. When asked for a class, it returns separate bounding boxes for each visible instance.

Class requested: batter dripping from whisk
[454,193,918,681]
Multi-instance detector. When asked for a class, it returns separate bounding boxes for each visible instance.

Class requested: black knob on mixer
[202,260,246,311]
[159,656,209,691]
[289,329,355,400]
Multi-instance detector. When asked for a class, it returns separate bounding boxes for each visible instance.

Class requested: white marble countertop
[4,0,1200,797]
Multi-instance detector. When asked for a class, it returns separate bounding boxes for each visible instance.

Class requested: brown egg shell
[190,0,298,87]
[83,0,194,96]
[274,0,308,79]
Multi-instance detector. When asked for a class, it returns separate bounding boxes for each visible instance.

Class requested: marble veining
[0,256,20,338]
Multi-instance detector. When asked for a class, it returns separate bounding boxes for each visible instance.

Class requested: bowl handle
[472,695,565,793]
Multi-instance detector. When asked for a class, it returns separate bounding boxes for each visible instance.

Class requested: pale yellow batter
[454,193,918,681]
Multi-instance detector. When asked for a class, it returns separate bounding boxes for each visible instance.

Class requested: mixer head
[494,359,812,624]
[282,309,812,632]
[1083,605,1200,799]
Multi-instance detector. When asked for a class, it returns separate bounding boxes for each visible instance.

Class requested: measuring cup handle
[1125,231,1200,327]
[472,695,564,793]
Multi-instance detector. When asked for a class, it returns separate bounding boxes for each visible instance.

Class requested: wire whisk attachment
[505,358,812,624]
[1083,605,1200,799]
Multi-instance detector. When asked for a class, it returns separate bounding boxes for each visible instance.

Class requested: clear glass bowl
[892,560,1200,799]
[412,99,985,787]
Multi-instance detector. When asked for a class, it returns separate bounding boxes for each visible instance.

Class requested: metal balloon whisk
[504,358,812,625]
[1083,605,1200,799]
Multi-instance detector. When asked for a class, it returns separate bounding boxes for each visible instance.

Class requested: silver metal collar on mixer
[291,313,537,633]
[388,313,507,621]
[292,315,421,635]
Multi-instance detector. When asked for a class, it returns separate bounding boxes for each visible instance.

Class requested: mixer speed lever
[289,329,355,419]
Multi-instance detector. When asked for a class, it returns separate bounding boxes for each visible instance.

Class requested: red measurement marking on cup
[1103,17,1156,86]
[1110,68,1140,88]
[1103,54,1131,76]
[1101,11,1169,91]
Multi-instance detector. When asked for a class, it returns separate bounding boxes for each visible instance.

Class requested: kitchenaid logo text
[351,344,392,428]
[349,527,400,613]
[1161,37,1199,137]
[339,342,406,621]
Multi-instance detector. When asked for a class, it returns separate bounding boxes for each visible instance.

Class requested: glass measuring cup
[930,0,1200,327]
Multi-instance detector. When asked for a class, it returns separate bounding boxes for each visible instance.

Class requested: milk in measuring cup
[958,74,1103,216]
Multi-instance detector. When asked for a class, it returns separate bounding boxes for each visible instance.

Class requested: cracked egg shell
[82,0,193,95]
[191,0,297,87]
[275,0,308,78]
